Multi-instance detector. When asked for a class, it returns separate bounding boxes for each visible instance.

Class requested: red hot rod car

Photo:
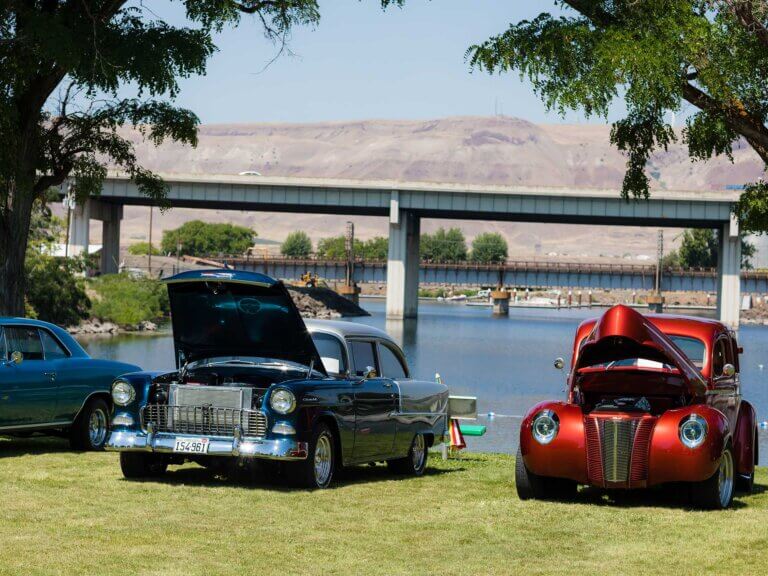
[516,304,758,509]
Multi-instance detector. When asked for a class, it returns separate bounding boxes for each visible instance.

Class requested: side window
[40,330,69,361]
[312,332,347,375]
[712,338,728,377]
[378,343,408,379]
[349,340,377,377]
[5,327,44,361]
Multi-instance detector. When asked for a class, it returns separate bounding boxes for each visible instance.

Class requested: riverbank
[0,438,765,576]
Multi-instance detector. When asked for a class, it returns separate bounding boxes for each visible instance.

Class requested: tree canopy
[316,235,389,260]
[471,232,508,264]
[467,1,768,233]
[421,227,468,263]
[161,220,255,257]
[281,231,313,259]
[667,228,755,268]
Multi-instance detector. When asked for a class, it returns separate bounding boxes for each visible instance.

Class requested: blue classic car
[0,318,140,450]
[106,270,448,488]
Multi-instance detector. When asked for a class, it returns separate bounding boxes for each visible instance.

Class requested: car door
[38,328,79,422]
[708,335,739,432]
[0,326,57,428]
[377,341,414,456]
[348,338,397,462]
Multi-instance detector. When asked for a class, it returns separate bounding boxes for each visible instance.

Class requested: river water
[78,299,768,463]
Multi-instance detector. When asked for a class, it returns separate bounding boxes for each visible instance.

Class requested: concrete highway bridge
[217,257,768,294]
[70,173,744,326]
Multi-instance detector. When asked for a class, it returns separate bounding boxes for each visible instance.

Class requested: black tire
[691,444,735,509]
[291,422,336,489]
[387,434,428,476]
[69,398,110,451]
[120,452,169,479]
[515,446,577,501]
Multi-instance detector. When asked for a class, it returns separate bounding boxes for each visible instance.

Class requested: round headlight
[679,414,708,449]
[531,410,559,445]
[112,380,135,407]
[270,389,296,414]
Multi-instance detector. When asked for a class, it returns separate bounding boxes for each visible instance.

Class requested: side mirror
[722,363,736,378]
[364,366,377,379]
[554,357,565,370]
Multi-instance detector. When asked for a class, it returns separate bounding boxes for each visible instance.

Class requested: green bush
[89,274,169,326]
[471,233,508,264]
[421,227,468,263]
[316,235,388,260]
[281,231,312,259]
[25,255,90,326]
[161,220,255,257]
[128,242,161,256]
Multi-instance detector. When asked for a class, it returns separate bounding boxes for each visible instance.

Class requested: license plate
[173,437,210,454]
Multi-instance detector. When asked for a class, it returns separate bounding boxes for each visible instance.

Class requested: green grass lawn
[1,437,766,576]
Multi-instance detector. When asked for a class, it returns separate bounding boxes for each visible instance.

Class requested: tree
[466,1,768,234]
[421,227,468,263]
[361,237,388,260]
[673,228,755,268]
[471,232,508,264]
[128,242,160,256]
[281,231,312,258]
[161,221,255,257]
[0,1,326,316]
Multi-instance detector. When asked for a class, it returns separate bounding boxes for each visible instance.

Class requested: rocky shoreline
[67,286,368,335]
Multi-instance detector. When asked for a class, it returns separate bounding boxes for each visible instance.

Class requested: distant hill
[90,116,764,262]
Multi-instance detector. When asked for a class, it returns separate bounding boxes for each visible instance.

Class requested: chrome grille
[142,404,267,438]
[600,418,637,483]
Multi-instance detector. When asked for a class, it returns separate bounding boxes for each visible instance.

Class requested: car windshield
[668,335,706,369]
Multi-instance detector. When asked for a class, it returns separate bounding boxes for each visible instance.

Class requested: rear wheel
[292,423,336,489]
[120,453,169,479]
[69,398,110,451]
[691,444,735,509]
[515,446,577,501]
[387,434,428,476]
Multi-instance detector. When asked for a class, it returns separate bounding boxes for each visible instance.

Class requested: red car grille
[585,414,656,488]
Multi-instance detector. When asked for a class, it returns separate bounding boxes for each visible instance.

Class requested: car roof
[0,316,65,329]
[304,319,396,343]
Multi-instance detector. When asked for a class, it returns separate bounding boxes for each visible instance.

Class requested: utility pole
[648,229,665,313]
[339,221,360,304]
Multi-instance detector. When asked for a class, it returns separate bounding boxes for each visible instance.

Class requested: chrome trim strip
[0,420,71,431]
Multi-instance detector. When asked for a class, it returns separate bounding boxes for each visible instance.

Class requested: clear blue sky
[147,1,627,125]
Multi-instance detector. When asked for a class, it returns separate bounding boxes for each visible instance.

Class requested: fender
[520,401,588,484]
[733,400,757,476]
[647,405,729,486]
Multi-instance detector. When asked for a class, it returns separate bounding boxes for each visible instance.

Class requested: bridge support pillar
[386,207,420,319]
[491,290,510,316]
[100,203,123,274]
[717,216,741,329]
[68,201,91,257]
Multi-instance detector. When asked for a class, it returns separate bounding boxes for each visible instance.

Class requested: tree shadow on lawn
[124,460,463,492]
[567,482,764,510]
[0,435,71,458]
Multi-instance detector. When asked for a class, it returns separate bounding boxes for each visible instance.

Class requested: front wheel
[292,423,336,489]
[69,398,110,451]
[387,434,428,476]
[120,452,169,479]
[515,446,577,501]
[691,444,735,509]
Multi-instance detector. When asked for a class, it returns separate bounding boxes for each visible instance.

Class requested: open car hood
[164,270,326,374]
[575,305,706,396]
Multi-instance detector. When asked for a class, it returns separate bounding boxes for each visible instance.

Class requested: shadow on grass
[123,460,463,491]
[0,435,71,458]
[553,482,765,510]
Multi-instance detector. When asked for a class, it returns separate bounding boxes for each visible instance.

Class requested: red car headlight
[679,414,708,449]
[531,410,559,445]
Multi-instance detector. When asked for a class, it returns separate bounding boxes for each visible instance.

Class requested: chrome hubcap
[89,409,108,447]
[314,433,333,486]
[718,449,734,507]
[411,434,426,471]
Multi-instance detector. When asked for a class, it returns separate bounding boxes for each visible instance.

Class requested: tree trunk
[0,179,35,317]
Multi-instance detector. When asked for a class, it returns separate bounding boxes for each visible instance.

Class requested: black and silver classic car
[106,270,448,488]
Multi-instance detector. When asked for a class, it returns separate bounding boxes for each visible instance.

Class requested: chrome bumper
[106,429,308,460]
